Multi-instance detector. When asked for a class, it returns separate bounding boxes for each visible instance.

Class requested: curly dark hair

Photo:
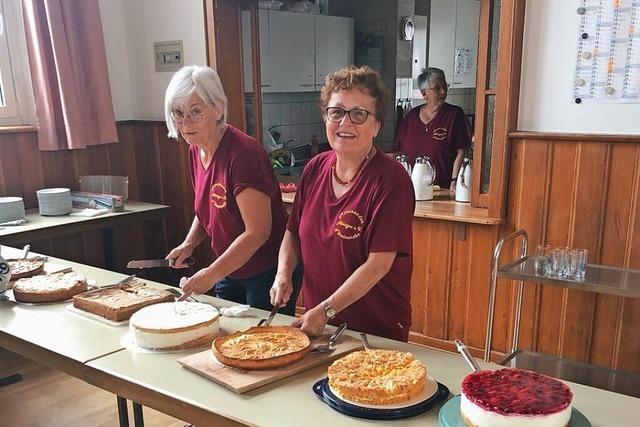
[319,66,390,125]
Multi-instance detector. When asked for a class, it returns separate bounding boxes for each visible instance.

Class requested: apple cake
[7,258,45,280]
[327,349,427,405]
[130,301,220,350]
[212,326,311,370]
[72,279,175,321]
[13,271,88,303]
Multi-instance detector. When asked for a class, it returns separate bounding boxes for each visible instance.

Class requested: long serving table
[0,247,638,426]
[0,201,170,270]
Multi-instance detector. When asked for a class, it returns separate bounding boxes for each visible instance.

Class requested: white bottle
[411,156,436,201]
[455,157,472,203]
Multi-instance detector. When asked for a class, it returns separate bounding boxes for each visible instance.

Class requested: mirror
[240,0,480,179]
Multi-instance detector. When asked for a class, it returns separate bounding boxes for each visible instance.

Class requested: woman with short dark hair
[270,66,415,341]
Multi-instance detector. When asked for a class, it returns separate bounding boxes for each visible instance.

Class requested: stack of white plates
[37,188,73,216]
[0,197,26,223]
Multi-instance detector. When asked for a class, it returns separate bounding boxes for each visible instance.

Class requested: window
[0,0,34,125]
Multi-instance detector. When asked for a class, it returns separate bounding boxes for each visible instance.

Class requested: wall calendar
[573,0,640,103]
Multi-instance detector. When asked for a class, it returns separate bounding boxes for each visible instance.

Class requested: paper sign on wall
[573,0,640,104]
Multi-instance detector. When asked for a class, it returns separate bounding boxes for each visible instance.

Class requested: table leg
[101,226,119,271]
[133,401,145,427]
[0,373,22,387]
[117,395,129,427]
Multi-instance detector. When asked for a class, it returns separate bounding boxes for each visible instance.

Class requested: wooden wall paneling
[534,141,577,356]
[615,145,640,372]
[131,124,163,203]
[11,132,43,209]
[588,144,636,367]
[409,220,430,340]
[558,142,609,361]
[0,134,26,198]
[75,144,111,177]
[109,124,141,200]
[464,225,498,357]
[424,222,453,340]
[446,223,472,344]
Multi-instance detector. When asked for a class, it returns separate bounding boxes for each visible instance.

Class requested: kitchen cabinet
[428,0,480,88]
[268,11,315,92]
[314,15,354,89]
[243,11,353,93]
[242,9,270,92]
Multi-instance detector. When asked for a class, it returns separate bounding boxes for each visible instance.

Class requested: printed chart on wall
[573,0,640,104]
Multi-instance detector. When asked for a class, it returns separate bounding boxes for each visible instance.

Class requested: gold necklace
[332,147,374,186]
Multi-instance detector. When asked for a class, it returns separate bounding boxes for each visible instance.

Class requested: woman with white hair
[164,65,298,315]
[393,67,471,191]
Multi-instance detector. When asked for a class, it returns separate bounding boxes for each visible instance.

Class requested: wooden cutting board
[178,332,363,394]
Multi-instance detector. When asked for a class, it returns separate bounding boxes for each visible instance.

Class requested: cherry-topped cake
[460,368,573,427]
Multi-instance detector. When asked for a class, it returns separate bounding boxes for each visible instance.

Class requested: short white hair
[164,65,228,139]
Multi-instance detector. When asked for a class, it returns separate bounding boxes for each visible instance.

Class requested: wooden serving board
[178,332,363,394]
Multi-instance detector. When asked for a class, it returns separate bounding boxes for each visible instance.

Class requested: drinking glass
[577,249,588,280]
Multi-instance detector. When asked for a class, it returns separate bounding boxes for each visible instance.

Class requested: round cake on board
[12,272,87,303]
[460,368,573,427]
[129,301,220,350]
[212,326,311,370]
[327,349,427,405]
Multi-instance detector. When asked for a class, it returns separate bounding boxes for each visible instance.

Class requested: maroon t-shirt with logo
[393,102,471,187]
[189,125,287,279]
[287,147,415,341]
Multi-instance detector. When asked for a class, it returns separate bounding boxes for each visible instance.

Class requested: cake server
[127,257,195,269]
[98,274,136,290]
[455,339,481,372]
[311,323,348,353]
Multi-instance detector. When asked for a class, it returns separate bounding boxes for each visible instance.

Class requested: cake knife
[264,304,280,327]
[127,257,195,269]
[455,339,481,372]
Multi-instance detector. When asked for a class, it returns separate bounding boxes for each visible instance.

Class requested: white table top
[0,200,169,244]
[1,247,638,426]
[86,302,639,427]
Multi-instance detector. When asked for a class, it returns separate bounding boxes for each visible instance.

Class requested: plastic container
[79,176,129,201]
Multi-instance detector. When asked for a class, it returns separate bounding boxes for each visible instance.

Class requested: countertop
[281,191,502,225]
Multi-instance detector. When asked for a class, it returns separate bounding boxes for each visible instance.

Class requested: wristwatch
[322,301,337,319]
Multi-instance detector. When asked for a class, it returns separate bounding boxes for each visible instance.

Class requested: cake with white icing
[129,301,220,350]
[460,368,573,427]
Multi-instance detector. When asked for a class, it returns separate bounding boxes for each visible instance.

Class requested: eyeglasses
[324,107,372,125]
[171,106,205,124]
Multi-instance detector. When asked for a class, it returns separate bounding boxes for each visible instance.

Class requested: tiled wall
[261,92,327,152]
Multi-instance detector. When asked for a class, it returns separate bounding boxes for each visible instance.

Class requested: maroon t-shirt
[189,125,287,279]
[394,102,471,187]
[287,147,415,341]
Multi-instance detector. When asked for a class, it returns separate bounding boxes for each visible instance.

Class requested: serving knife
[264,304,280,327]
[127,257,195,269]
[96,274,137,290]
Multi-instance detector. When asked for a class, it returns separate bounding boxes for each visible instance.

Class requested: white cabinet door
[268,11,315,92]
[428,0,457,84]
[314,15,354,90]
[452,0,480,88]
[242,9,270,93]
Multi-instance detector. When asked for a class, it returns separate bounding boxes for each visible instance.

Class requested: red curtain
[22,0,118,150]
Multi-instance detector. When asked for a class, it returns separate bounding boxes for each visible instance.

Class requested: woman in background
[393,67,471,191]
[270,66,415,341]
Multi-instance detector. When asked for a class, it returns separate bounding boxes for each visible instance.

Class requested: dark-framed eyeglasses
[324,107,372,125]
[171,106,205,124]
